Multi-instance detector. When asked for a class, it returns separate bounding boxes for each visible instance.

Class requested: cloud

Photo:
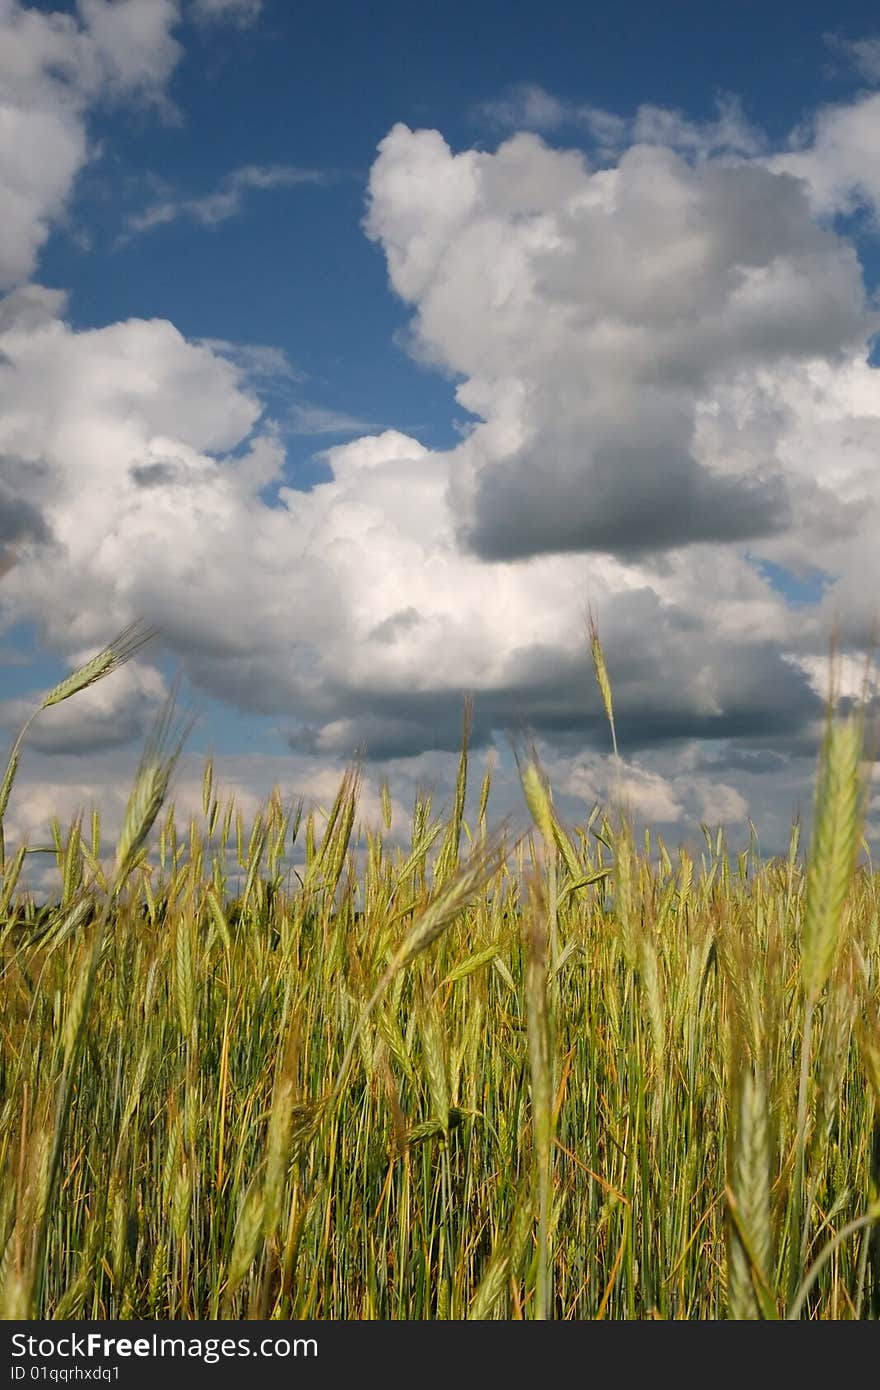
[190,0,263,24]
[824,32,880,83]
[5,56,880,861]
[75,0,182,103]
[767,90,880,220]
[365,125,872,562]
[197,341,374,439]
[197,338,303,384]
[0,290,266,653]
[475,83,569,133]
[555,754,687,824]
[0,271,825,789]
[122,162,329,238]
[0,0,183,289]
[475,83,765,159]
[0,476,51,547]
[289,404,382,436]
[0,479,52,577]
[625,95,765,159]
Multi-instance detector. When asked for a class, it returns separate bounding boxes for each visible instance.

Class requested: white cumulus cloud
[6,35,880,861]
[0,0,183,288]
[365,123,873,564]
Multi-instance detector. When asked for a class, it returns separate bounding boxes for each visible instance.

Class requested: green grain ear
[587,605,617,759]
[41,622,157,709]
[1,620,157,870]
[801,713,866,1005]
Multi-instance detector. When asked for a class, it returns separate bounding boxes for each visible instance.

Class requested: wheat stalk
[524,880,554,1320]
[727,1065,774,1318]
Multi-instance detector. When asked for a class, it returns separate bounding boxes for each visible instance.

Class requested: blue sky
[40,0,880,469]
[4,0,880,879]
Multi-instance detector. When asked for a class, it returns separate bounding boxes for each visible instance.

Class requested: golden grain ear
[586,604,618,759]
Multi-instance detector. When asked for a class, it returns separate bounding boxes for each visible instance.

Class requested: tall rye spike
[1,621,157,870]
[0,749,19,825]
[517,751,555,850]
[115,679,195,882]
[802,714,865,1004]
[434,699,473,888]
[202,755,214,820]
[587,604,618,760]
[41,621,157,709]
[380,777,392,831]
[727,1066,773,1319]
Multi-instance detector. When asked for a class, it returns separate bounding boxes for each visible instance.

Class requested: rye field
[0,623,879,1320]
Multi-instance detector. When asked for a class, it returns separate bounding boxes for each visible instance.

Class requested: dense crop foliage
[1,625,878,1319]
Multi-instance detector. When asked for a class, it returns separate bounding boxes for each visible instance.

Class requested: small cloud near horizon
[119,163,331,243]
[289,404,383,436]
[190,0,264,26]
[823,32,880,83]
